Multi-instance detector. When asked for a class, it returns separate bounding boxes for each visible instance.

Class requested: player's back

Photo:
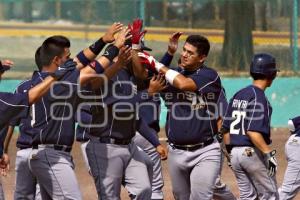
[223,85,272,146]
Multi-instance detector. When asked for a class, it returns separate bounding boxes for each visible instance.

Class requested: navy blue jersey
[10,79,35,149]
[90,68,156,142]
[163,65,222,145]
[0,92,29,155]
[30,70,81,146]
[222,85,272,146]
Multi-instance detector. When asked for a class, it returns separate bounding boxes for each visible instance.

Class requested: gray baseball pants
[168,140,221,200]
[86,137,153,200]
[231,146,279,200]
[213,151,236,200]
[133,132,164,199]
[29,146,82,200]
[279,134,300,200]
[14,148,41,200]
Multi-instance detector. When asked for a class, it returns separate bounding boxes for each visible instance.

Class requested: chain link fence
[0,0,298,75]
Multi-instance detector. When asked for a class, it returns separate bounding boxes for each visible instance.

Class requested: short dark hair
[35,46,42,71]
[39,35,70,67]
[250,72,267,80]
[250,72,277,81]
[185,35,210,56]
[42,35,70,48]
[39,43,65,66]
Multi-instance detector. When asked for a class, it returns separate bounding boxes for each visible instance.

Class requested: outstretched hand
[148,74,167,96]
[102,22,124,43]
[168,32,183,55]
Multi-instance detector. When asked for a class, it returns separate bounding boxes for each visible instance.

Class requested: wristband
[89,60,104,74]
[165,69,180,85]
[160,52,173,67]
[132,44,141,50]
[89,38,106,55]
[76,51,90,66]
[103,45,119,63]
[155,61,164,72]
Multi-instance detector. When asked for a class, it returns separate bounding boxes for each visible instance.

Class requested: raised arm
[137,54,198,91]
[74,22,123,69]
[78,27,132,87]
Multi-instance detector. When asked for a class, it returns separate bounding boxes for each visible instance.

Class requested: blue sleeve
[160,52,173,67]
[0,92,29,125]
[137,118,160,147]
[190,69,221,94]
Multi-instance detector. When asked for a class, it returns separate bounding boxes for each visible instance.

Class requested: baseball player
[28,27,131,199]
[153,33,236,200]
[221,53,279,200]
[2,48,44,200]
[140,34,223,199]
[279,116,300,200]
[132,32,181,200]
[0,57,75,200]
[84,20,167,200]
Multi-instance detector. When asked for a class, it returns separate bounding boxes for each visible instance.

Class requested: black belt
[32,144,72,153]
[98,137,131,145]
[170,138,214,151]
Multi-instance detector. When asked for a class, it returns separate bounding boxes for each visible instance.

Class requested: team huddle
[0,19,300,200]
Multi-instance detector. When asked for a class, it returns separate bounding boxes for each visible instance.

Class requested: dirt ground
[2,128,300,200]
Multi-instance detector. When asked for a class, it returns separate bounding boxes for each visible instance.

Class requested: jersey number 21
[230,110,246,135]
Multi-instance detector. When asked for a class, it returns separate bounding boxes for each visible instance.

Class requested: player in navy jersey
[140,34,223,199]
[27,26,131,199]
[0,55,75,199]
[84,19,168,199]
[222,53,279,200]
[2,48,45,200]
[132,32,182,200]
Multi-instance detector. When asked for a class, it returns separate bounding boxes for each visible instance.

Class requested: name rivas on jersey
[232,99,248,109]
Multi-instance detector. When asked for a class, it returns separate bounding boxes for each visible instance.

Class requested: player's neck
[252,80,268,91]
[41,64,57,73]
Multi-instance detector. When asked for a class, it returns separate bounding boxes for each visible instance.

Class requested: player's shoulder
[232,85,254,100]
[15,79,32,93]
[197,65,219,77]
[234,85,266,103]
